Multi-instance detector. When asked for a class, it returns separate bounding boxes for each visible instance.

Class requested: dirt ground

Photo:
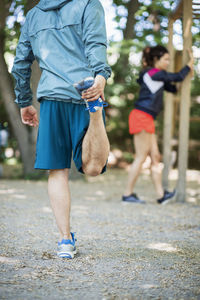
[0,168,200,300]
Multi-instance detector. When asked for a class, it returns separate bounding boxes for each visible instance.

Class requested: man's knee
[83,163,103,177]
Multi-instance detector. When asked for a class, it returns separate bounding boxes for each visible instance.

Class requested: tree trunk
[25,0,39,12]
[114,0,139,83]
[162,19,175,189]
[26,0,41,161]
[123,0,139,40]
[176,0,192,202]
[30,61,41,143]
[0,42,36,174]
[0,0,39,175]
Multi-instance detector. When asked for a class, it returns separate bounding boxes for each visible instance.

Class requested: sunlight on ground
[13,194,26,199]
[140,168,200,183]
[0,256,20,264]
[147,243,178,252]
[95,190,105,196]
[42,206,52,213]
[187,188,200,203]
[188,197,197,203]
[169,170,200,182]
[84,196,97,201]
[0,188,26,199]
[0,189,18,194]
[141,284,158,289]
[72,205,90,215]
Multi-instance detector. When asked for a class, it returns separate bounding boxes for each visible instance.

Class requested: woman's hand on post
[82,75,106,102]
[20,105,39,127]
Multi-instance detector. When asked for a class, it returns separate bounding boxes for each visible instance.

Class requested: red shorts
[129,109,155,135]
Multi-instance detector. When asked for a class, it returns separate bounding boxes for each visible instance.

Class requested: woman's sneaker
[122,193,146,204]
[57,232,77,259]
[157,190,176,204]
[74,77,108,113]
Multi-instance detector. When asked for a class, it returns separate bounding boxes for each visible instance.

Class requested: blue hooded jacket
[12,0,112,108]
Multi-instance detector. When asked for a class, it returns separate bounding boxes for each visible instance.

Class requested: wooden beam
[162,18,175,189]
[170,0,183,20]
[176,0,192,202]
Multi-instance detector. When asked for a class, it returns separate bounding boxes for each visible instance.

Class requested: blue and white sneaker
[57,232,77,259]
[74,76,108,113]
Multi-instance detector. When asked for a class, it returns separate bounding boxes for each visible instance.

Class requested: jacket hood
[137,69,147,84]
[37,0,71,11]
[137,67,154,84]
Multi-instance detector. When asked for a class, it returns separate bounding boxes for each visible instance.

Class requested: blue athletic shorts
[34,100,106,173]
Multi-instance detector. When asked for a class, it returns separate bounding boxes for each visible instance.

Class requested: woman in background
[122,45,193,204]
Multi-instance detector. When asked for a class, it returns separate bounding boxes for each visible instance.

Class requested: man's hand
[82,75,106,102]
[20,105,39,127]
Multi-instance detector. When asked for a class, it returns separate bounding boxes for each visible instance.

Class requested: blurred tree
[1,0,199,172]
[0,0,40,175]
[111,0,139,83]
[105,0,200,164]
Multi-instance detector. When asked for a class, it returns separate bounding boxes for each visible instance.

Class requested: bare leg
[124,130,152,196]
[150,134,164,198]
[48,169,71,242]
[82,107,110,176]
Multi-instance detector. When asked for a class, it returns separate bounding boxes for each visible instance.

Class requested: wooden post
[173,51,182,137]
[162,18,174,189]
[176,0,192,202]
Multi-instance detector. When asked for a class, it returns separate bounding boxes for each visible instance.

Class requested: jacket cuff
[96,71,110,81]
[185,65,191,71]
[15,99,32,108]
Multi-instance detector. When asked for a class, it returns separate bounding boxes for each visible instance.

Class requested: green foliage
[191,72,200,97]
[104,0,200,171]
[1,0,200,170]
[105,0,173,149]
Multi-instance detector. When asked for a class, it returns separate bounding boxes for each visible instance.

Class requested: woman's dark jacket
[134,65,190,118]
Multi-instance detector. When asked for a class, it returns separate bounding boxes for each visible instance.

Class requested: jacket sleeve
[82,0,111,80]
[151,65,191,83]
[11,17,35,108]
[164,82,177,94]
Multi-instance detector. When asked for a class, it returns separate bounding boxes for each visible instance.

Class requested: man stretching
[12,0,111,258]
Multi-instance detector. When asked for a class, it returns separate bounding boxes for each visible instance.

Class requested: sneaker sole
[57,249,77,259]
[122,199,146,204]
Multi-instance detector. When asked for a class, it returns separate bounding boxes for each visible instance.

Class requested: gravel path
[0,169,200,300]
